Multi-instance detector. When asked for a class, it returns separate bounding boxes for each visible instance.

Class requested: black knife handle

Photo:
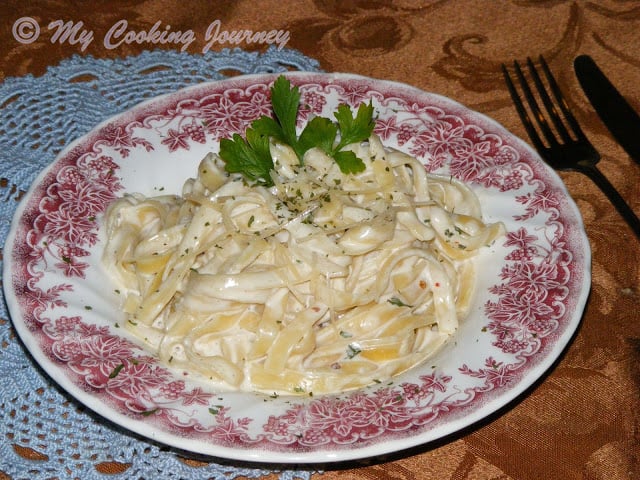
[581,163,640,238]
[575,55,640,166]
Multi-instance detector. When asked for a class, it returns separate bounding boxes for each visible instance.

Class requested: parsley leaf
[334,102,376,150]
[250,115,286,144]
[333,150,366,174]
[219,131,273,185]
[218,75,376,184]
[270,75,301,148]
[298,116,338,156]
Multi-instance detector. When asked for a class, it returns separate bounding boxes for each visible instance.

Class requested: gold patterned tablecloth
[1,1,639,479]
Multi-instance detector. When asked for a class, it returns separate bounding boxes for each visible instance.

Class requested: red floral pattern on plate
[4,73,590,463]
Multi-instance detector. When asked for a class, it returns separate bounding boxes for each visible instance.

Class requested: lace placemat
[0,47,320,480]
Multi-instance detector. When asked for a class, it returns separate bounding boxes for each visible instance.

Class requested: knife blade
[574,54,640,165]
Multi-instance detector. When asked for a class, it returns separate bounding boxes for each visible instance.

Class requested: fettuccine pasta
[102,134,504,395]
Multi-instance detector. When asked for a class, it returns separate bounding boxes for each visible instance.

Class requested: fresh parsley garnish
[218,75,375,186]
[219,129,273,186]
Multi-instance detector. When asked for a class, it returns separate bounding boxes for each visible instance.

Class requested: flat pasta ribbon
[102,134,504,395]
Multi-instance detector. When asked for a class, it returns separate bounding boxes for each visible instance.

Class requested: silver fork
[502,56,640,238]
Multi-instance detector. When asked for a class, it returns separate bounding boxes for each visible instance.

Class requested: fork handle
[581,164,640,238]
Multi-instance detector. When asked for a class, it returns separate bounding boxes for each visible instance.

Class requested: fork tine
[511,60,560,149]
[536,55,589,142]
[525,57,573,143]
[501,63,549,153]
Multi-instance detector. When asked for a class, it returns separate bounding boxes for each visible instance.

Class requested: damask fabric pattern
[1,0,639,479]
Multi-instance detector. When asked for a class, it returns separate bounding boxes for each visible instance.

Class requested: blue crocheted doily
[0,47,321,480]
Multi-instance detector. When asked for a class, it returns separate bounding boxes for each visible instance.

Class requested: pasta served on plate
[102,133,504,395]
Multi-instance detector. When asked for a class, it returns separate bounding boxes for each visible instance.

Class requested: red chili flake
[419,280,427,289]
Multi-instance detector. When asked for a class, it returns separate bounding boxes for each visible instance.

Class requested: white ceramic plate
[3,73,591,464]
